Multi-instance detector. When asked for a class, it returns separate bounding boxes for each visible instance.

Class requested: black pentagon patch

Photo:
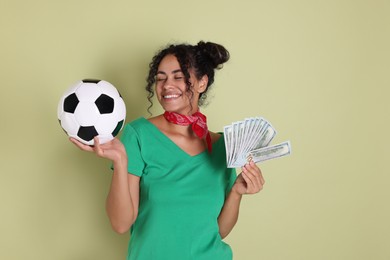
[112,120,124,137]
[95,94,114,114]
[78,126,98,141]
[63,93,79,113]
[82,79,101,84]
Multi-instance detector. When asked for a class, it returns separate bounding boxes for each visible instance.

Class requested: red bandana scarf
[163,110,212,153]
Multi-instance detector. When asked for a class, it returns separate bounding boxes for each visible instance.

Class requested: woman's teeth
[164,94,180,99]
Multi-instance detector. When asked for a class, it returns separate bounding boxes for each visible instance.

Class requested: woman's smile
[163,93,182,99]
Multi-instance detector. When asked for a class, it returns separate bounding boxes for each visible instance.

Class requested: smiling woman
[155,55,200,115]
[70,41,266,260]
[146,41,230,114]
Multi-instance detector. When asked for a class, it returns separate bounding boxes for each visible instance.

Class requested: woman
[71,41,265,260]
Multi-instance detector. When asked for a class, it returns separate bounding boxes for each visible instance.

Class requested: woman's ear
[197,75,209,93]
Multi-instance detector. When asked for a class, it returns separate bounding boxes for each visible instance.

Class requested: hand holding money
[232,160,266,195]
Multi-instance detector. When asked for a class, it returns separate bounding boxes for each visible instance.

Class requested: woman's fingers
[250,161,265,186]
[241,167,254,192]
[69,137,94,152]
[92,137,104,157]
[69,137,125,163]
[70,137,104,157]
[241,161,265,194]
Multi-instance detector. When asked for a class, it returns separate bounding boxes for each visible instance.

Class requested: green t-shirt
[120,117,237,260]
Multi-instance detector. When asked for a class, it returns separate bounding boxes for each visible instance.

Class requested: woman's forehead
[158,55,180,71]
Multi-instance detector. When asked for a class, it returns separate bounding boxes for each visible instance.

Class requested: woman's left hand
[232,161,265,195]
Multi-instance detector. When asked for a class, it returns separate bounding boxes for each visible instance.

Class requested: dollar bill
[223,125,233,166]
[246,141,291,164]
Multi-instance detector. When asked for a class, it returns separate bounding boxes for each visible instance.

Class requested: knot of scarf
[163,110,212,153]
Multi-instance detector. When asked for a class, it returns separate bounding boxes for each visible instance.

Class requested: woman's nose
[162,78,174,89]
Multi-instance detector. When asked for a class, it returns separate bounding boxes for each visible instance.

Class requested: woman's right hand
[69,137,127,164]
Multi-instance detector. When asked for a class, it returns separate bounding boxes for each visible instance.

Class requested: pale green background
[1,0,389,259]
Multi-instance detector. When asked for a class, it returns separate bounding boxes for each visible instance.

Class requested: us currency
[223,125,233,166]
[261,124,276,147]
[224,117,291,168]
[246,141,291,164]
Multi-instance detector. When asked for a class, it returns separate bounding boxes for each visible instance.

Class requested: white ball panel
[94,114,118,134]
[98,80,120,98]
[112,97,126,121]
[60,113,80,135]
[73,101,99,126]
[97,135,114,145]
[76,83,102,102]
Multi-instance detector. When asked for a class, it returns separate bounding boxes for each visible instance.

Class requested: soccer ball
[57,79,126,145]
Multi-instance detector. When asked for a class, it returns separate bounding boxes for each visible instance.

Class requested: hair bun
[196,41,230,69]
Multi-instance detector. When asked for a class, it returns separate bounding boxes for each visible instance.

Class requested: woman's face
[155,54,206,115]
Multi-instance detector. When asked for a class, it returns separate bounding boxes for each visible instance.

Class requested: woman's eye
[156,78,166,82]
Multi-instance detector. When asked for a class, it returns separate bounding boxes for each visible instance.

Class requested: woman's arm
[70,137,140,234]
[217,188,242,239]
[106,158,140,234]
[217,161,265,238]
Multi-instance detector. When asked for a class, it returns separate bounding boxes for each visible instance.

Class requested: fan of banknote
[223,117,291,168]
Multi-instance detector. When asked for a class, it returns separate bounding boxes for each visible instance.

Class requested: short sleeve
[120,123,145,177]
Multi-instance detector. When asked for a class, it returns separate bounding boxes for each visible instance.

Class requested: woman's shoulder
[122,117,150,135]
[209,131,223,145]
[126,117,148,127]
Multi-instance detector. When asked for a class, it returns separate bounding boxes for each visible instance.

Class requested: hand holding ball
[57,79,126,145]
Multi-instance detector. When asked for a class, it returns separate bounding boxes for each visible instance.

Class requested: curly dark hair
[145,41,230,114]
